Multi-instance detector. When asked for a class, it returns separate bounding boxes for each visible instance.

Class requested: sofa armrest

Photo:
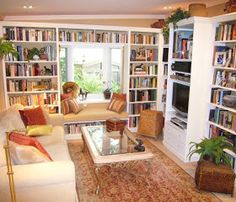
[48,114,64,127]
[0,161,75,189]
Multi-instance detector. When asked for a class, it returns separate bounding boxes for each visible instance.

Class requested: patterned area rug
[68,140,221,202]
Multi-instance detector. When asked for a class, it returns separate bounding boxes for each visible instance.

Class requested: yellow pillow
[26,125,53,136]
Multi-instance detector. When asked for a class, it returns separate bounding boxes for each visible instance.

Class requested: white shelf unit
[163,17,214,162]
[208,13,236,170]
[127,29,163,131]
[0,22,61,113]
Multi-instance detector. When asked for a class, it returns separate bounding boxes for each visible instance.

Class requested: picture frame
[214,52,227,66]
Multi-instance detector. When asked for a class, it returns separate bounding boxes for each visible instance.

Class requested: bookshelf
[1,22,60,113]
[127,30,163,131]
[163,17,214,162]
[208,13,236,170]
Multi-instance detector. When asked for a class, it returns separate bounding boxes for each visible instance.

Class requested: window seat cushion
[64,103,128,123]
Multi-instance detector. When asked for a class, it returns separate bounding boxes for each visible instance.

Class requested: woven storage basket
[137,110,164,138]
[195,160,235,196]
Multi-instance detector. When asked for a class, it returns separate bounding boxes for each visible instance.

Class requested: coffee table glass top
[86,126,140,156]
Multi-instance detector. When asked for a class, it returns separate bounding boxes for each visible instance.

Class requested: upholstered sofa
[0,104,77,202]
[64,102,128,123]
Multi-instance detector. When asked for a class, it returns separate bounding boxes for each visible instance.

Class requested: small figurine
[134,138,145,152]
[34,63,43,76]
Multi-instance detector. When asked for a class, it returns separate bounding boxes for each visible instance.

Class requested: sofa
[0,104,77,202]
[64,102,128,123]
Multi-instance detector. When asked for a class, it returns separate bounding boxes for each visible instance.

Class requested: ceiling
[0,0,226,16]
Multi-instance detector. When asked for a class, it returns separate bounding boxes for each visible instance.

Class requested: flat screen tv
[172,82,189,117]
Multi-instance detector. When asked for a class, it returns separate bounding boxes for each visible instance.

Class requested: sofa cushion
[9,132,52,161]
[45,143,71,161]
[26,125,53,137]
[9,141,51,165]
[19,106,47,126]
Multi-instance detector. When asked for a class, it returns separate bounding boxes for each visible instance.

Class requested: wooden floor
[148,136,236,202]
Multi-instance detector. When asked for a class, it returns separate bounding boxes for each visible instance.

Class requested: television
[172,82,190,117]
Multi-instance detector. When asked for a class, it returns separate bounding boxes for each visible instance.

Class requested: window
[60,45,123,100]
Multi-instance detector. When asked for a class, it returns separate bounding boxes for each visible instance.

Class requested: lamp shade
[189,3,207,17]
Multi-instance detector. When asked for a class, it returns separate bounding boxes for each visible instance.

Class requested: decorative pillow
[111,93,126,101]
[68,99,82,114]
[19,106,47,126]
[9,141,51,165]
[107,98,126,113]
[61,99,70,115]
[61,92,73,101]
[26,125,53,136]
[9,132,52,161]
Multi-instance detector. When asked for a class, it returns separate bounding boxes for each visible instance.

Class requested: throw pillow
[111,93,126,101]
[61,92,73,101]
[61,99,70,115]
[26,125,53,136]
[19,106,47,126]
[68,99,82,114]
[9,132,52,161]
[9,141,51,165]
[107,98,126,113]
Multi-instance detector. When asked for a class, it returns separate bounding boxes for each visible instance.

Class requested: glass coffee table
[81,125,153,194]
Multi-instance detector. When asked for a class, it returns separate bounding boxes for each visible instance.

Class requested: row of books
[129,90,156,102]
[5,45,56,61]
[213,46,236,68]
[8,93,58,106]
[129,103,156,115]
[59,30,127,43]
[4,27,56,41]
[95,32,127,43]
[128,117,139,128]
[130,48,158,61]
[6,64,57,77]
[7,79,55,92]
[130,64,158,75]
[130,33,158,45]
[211,89,231,105]
[214,70,236,89]
[64,121,105,134]
[173,31,193,59]
[130,77,157,88]
[209,108,236,132]
[215,22,236,41]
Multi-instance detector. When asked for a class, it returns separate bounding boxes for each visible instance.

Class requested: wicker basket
[137,110,164,138]
[195,160,235,196]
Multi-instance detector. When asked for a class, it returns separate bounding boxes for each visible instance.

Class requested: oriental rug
[68,140,221,202]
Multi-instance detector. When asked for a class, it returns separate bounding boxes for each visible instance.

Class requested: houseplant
[103,88,112,100]
[0,37,18,59]
[163,8,190,42]
[188,136,236,195]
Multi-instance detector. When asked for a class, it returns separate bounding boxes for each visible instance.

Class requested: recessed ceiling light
[23,5,33,9]
[163,6,167,10]
[163,6,173,10]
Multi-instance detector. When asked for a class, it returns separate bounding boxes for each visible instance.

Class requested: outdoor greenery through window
[60,45,123,100]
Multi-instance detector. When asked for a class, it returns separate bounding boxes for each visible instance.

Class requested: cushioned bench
[64,103,128,123]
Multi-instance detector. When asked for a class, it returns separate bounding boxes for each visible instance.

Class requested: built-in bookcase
[128,30,163,131]
[1,23,60,113]
[208,14,236,169]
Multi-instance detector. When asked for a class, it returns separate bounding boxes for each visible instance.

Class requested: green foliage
[76,76,103,93]
[0,37,18,59]
[188,136,236,166]
[163,8,190,41]
[60,58,67,84]
[28,47,40,60]
[111,81,121,93]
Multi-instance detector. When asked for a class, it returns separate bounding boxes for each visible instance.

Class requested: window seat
[64,103,128,123]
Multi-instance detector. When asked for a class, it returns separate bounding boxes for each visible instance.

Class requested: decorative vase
[189,3,207,17]
[103,91,111,100]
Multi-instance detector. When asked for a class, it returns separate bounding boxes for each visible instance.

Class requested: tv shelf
[163,17,214,162]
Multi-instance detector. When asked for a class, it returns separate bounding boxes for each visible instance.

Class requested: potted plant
[188,136,236,195]
[162,8,190,42]
[103,88,112,100]
[0,37,18,59]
